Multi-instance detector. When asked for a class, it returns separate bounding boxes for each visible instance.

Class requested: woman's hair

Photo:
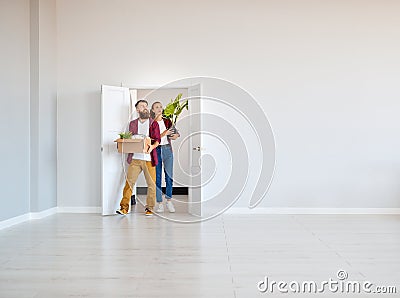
[150,101,163,119]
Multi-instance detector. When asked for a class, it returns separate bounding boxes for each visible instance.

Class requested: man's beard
[139,110,150,119]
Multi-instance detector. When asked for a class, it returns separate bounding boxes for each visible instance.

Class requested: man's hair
[135,99,148,108]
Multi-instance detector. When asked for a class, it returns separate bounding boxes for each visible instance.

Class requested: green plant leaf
[119,132,132,139]
[161,93,188,125]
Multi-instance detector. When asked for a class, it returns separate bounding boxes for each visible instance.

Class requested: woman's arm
[160,129,173,138]
[169,132,180,140]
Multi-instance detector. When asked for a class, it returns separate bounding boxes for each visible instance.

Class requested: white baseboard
[0,206,100,230]
[0,207,58,230]
[57,207,102,213]
[0,213,31,230]
[30,207,58,219]
[225,208,400,214]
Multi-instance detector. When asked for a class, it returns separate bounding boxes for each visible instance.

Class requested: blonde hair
[150,101,163,119]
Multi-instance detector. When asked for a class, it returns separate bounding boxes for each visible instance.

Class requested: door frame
[128,84,203,216]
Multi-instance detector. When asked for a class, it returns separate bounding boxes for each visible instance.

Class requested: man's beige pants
[120,159,156,212]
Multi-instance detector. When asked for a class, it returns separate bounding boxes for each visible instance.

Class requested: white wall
[0,0,31,221]
[30,0,58,212]
[57,0,400,208]
[0,0,57,222]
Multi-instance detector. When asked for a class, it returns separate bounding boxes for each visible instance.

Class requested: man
[116,99,160,216]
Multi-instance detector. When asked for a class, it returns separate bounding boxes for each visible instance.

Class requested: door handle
[193,146,201,151]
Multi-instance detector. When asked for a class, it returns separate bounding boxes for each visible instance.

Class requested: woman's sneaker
[166,200,175,213]
[156,203,164,213]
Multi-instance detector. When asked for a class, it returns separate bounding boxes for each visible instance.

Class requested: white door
[101,85,134,215]
[188,84,202,216]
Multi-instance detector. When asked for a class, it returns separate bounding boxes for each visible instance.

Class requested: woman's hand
[161,129,173,138]
[169,133,179,140]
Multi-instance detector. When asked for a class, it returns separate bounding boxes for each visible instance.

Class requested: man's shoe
[166,200,175,213]
[145,208,153,216]
[116,209,128,215]
[155,203,164,213]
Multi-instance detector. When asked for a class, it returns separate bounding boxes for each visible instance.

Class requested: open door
[188,84,202,216]
[101,85,134,215]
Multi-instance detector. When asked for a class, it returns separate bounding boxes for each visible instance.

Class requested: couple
[116,99,179,216]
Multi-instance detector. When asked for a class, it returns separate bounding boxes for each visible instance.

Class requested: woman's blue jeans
[156,144,173,202]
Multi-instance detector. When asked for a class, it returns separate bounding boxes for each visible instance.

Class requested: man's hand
[145,144,155,154]
[143,137,153,153]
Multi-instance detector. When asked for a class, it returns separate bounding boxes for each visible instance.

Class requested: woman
[151,101,179,213]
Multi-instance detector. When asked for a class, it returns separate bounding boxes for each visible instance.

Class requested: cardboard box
[114,137,151,153]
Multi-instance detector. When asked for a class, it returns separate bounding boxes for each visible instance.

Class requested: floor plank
[0,213,399,297]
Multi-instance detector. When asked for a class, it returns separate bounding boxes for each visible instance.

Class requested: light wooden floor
[0,211,399,297]
[131,194,189,214]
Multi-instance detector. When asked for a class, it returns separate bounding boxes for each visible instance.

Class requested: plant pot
[167,125,179,138]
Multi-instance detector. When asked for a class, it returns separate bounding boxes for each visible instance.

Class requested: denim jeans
[156,144,173,202]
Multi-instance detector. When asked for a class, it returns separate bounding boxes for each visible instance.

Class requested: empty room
[0,0,399,297]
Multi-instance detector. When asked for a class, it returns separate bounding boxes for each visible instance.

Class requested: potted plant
[162,93,188,136]
[118,132,132,139]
